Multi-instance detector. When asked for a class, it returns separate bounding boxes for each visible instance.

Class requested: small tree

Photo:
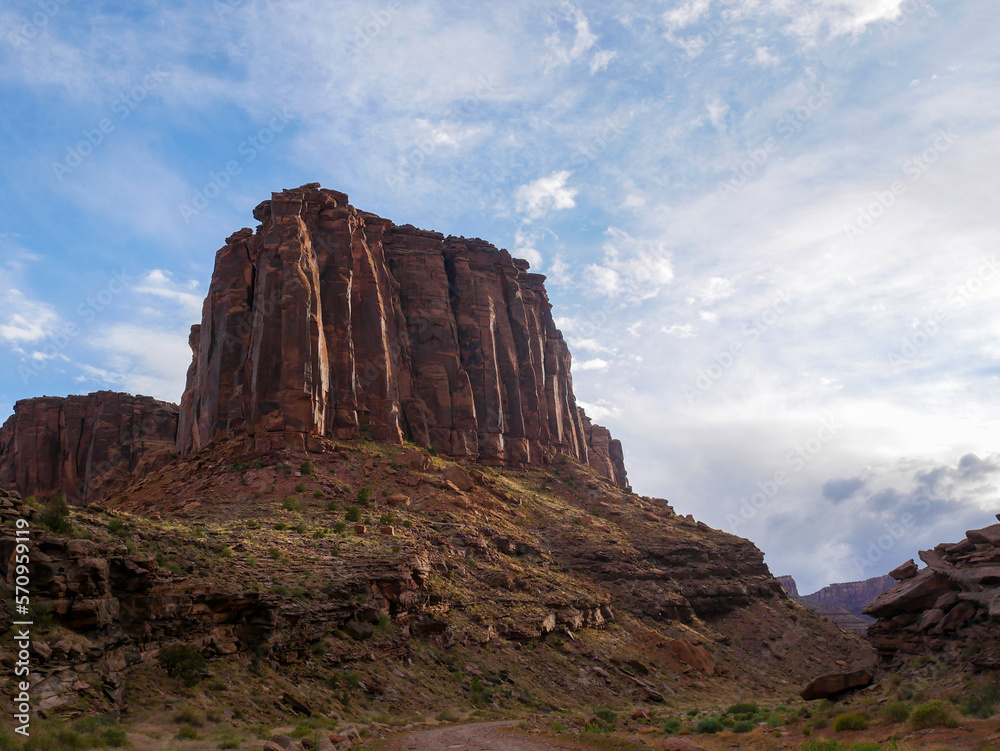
[158,645,206,687]
[39,492,72,534]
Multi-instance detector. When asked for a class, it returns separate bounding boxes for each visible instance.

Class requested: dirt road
[376,721,612,751]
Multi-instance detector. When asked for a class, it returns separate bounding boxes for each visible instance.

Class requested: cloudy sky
[1,0,998,592]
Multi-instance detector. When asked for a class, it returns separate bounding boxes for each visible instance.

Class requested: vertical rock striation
[0,392,178,504]
[177,184,628,486]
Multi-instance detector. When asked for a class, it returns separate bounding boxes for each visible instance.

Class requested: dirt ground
[375,721,630,751]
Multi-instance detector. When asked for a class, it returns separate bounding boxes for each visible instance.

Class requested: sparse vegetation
[909,700,958,729]
[300,460,314,475]
[345,506,362,522]
[282,495,300,511]
[833,712,869,731]
[39,491,72,534]
[694,716,725,734]
[158,645,206,687]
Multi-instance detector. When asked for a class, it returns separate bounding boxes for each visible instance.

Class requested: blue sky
[1,0,998,592]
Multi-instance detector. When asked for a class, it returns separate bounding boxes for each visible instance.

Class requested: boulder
[800,669,873,700]
[889,559,918,580]
[863,569,954,619]
[967,524,1000,546]
[442,466,475,492]
[666,639,716,675]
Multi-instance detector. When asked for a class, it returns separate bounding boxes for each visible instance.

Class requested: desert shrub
[159,646,206,687]
[881,701,911,723]
[694,717,725,734]
[727,702,759,715]
[767,713,785,728]
[334,522,347,534]
[586,708,617,732]
[800,741,844,751]
[282,495,300,511]
[380,512,395,526]
[314,489,325,499]
[910,701,958,729]
[662,718,682,735]
[273,522,287,531]
[39,492,72,534]
[961,683,1000,718]
[732,720,754,733]
[108,518,127,536]
[300,461,314,475]
[345,506,362,522]
[173,706,204,726]
[833,712,869,732]
[176,725,198,740]
[357,486,372,504]
[687,709,700,717]
[812,716,828,730]
[246,519,261,529]
[294,483,307,493]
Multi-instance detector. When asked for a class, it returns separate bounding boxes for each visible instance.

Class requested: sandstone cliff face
[865,520,1000,669]
[0,392,178,504]
[177,184,628,486]
[805,575,894,619]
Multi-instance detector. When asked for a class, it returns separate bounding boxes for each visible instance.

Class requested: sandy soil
[377,721,617,751]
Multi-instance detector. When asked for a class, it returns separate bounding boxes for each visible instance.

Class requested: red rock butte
[178,183,627,486]
[1,183,627,502]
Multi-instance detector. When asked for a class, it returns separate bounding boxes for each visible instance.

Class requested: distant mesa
[0,183,628,503]
[777,574,895,634]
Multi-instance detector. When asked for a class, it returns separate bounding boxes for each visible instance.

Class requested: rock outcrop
[776,575,799,597]
[865,518,1000,669]
[775,575,879,634]
[0,392,178,504]
[176,184,627,487]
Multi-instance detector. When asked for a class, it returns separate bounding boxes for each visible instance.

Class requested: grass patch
[910,700,958,730]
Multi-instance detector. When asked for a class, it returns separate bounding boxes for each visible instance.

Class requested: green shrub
[910,701,958,729]
[962,683,1000,718]
[246,519,261,529]
[334,522,347,534]
[282,495,300,511]
[345,506,362,522]
[800,740,843,751]
[727,702,759,715]
[732,720,754,733]
[380,512,395,526]
[694,717,725,734]
[108,518,127,536]
[813,716,828,730]
[590,708,617,732]
[300,461,314,475]
[39,492,72,534]
[159,645,206,687]
[881,700,911,723]
[357,487,372,504]
[176,725,198,740]
[662,718,682,735]
[314,489,325,499]
[833,712,869,732]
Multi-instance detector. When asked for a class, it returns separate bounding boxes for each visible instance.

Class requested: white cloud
[662,323,696,338]
[590,49,617,74]
[663,0,712,34]
[576,398,621,421]
[0,289,59,344]
[706,98,729,129]
[583,228,674,301]
[515,171,578,221]
[753,47,781,67]
[136,270,204,317]
[577,358,610,371]
[544,2,598,69]
[84,324,191,402]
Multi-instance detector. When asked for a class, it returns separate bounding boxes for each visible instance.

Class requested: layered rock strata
[176,184,627,486]
[865,519,1000,668]
[0,392,178,504]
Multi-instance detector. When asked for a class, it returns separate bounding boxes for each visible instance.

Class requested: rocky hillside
[0,441,873,720]
[178,184,626,486]
[0,392,178,504]
[865,519,1000,671]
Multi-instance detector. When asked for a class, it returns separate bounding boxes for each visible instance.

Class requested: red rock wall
[0,391,178,504]
[177,183,628,486]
